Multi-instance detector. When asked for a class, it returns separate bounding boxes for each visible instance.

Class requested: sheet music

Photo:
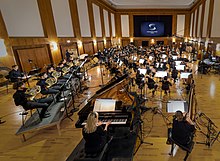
[175,61,182,66]
[138,68,147,75]
[93,99,116,112]
[119,60,123,66]
[167,100,187,113]
[139,59,145,64]
[149,56,153,61]
[180,72,192,79]
[175,65,185,71]
[172,55,178,60]
[155,71,167,78]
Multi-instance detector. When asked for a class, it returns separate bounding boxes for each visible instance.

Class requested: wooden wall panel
[16,46,51,72]
[122,40,130,47]
[106,40,111,48]
[60,43,77,58]
[97,41,104,51]
[83,42,94,55]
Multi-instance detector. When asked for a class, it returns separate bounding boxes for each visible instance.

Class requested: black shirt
[172,119,195,145]
[36,79,48,92]
[13,89,29,108]
[9,69,22,82]
[82,126,107,154]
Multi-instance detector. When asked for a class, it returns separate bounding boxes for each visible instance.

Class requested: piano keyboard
[82,118,127,125]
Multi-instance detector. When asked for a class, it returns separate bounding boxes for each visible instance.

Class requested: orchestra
[7,43,216,161]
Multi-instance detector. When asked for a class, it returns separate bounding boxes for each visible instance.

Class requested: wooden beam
[87,0,96,39]
[199,1,206,38]
[129,14,133,38]
[206,0,214,38]
[184,13,191,37]
[100,6,106,38]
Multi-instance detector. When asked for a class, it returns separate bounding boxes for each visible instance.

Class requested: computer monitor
[167,100,188,113]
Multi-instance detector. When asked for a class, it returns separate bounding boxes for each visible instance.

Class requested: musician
[146,75,158,96]
[36,72,60,95]
[161,76,172,95]
[171,67,178,83]
[8,65,24,82]
[172,111,195,146]
[82,111,111,154]
[13,81,53,119]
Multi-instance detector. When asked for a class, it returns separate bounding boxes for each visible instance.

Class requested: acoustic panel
[111,13,116,37]
[121,15,129,37]
[51,0,74,37]
[0,39,7,57]
[190,12,194,37]
[211,0,220,37]
[76,0,91,37]
[93,4,102,37]
[202,0,210,37]
[0,0,44,37]
[103,9,110,37]
[197,5,202,37]
[193,9,197,37]
[177,15,185,36]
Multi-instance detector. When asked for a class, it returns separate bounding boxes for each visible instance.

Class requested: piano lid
[78,74,134,115]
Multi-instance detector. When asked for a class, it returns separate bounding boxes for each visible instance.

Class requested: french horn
[46,77,57,88]
[25,85,41,100]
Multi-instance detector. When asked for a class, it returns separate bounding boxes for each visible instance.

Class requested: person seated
[172,111,195,146]
[161,76,172,95]
[146,75,158,96]
[171,67,178,83]
[36,72,60,95]
[8,65,26,82]
[13,81,53,119]
[82,112,111,155]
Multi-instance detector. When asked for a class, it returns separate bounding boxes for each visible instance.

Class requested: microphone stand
[196,112,220,147]
[99,60,104,87]
[133,93,153,155]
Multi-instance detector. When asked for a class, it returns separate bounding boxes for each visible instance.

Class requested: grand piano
[74,74,139,161]
[75,74,135,128]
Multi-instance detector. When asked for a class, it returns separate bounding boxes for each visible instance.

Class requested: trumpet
[46,77,57,88]
[25,85,41,100]
[52,71,61,79]
[62,66,70,75]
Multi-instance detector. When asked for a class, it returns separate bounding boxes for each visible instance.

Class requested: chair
[67,137,112,161]
[168,128,194,161]
[4,75,12,94]
[19,107,42,126]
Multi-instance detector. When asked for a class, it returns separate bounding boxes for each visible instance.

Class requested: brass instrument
[66,61,74,67]
[25,85,41,100]
[46,77,57,88]
[62,66,70,75]
[52,71,61,79]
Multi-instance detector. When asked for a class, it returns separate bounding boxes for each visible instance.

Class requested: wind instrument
[52,70,61,79]
[46,77,57,88]
[25,85,41,100]
[62,66,70,75]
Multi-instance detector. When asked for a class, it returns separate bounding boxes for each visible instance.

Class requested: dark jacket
[82,126,107,154]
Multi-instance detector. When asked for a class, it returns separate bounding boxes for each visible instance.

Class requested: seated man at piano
[8,65,29,82]
[13,81,53,119]
[82,111,111,155]
[171,111,195,146]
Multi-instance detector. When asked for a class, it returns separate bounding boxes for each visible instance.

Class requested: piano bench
[71,139,110,161]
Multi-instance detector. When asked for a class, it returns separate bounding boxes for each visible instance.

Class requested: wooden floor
[0,58,220,161]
